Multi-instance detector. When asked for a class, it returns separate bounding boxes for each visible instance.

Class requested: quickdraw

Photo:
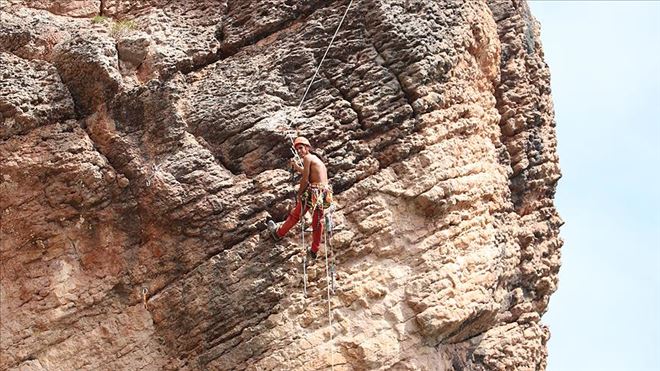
[142,287,149,309]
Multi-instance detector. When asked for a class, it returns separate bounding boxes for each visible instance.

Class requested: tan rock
[3,0,100,17]
[1,0,562,370]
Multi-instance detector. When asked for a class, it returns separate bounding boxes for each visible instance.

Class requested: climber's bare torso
[304,153,328,185]
[292,145,328,199]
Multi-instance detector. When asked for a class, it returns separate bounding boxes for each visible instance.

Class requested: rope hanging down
[323,209,335,370]
[289,2,354,371]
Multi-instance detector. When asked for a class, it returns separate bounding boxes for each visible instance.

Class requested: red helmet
[293,136,311,147]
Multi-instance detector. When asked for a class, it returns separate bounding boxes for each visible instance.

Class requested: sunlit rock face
[0,0,561,370]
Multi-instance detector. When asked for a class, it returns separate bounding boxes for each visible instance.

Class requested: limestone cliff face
[0,0,562,370]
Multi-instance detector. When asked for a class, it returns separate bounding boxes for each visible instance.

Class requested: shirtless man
[268,137,333,260]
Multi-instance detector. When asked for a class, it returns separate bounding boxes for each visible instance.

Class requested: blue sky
[528,1,660,370]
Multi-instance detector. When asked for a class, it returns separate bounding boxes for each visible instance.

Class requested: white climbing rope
[285,2,354,369]
[302,204,308,297]
[296,0,355,112]
[283,0,355,152]
[323,203,335,371]
[284,0,356,155]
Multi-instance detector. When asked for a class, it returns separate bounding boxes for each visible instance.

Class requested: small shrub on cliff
[111,20,138,38]
[92,15,108,24]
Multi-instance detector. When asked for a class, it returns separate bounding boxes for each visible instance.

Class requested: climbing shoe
[307,248,318,261]
[267,220,281,241]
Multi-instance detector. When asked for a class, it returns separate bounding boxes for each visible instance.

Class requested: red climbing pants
[276,200,324,253]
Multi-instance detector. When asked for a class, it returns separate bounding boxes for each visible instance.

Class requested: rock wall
[0,0,562,370]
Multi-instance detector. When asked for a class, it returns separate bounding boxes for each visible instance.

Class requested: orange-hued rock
[1,0,562,370]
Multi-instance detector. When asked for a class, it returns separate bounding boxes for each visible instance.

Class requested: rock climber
[268,136,333,260]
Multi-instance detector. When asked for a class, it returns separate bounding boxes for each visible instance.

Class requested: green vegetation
[90,14,139,38]
[111,20,137,37]
[91,15,108,24]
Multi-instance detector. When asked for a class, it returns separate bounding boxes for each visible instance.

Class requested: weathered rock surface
[0,0,562,370]
[0,52,75,138]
